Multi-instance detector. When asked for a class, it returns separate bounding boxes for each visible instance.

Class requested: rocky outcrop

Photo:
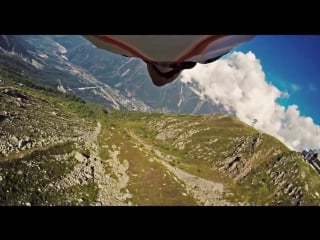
[0,87,94,158]
[266,153,303,205]
[55,123,132,206]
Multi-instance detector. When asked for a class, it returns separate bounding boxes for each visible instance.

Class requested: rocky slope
[0,35,32,61]
[1,64,320,206]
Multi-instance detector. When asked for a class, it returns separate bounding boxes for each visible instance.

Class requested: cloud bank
[180,51,320,151]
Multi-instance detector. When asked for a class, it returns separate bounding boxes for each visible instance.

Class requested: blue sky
[235,35,320,125]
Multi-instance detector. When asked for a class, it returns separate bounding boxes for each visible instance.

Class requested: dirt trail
[127,130,232,206]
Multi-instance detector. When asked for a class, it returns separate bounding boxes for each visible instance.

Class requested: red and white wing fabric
[83,35,255,64]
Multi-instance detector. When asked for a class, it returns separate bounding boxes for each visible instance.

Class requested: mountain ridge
[0,35,229,115]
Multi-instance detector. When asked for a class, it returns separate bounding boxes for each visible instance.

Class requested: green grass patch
[0,142,77,205]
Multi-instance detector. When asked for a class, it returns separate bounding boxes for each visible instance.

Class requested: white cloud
[281,91,290,99]
[308,82,317,92]
[291,83,300,92]
[180,51,320,151]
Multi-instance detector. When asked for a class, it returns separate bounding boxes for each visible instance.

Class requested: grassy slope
[1,64,320,205]
[105,110,320,205]
[0,66,102,205]
[98,113,197,205]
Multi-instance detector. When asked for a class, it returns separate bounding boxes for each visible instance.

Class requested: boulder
[75,151,87,163]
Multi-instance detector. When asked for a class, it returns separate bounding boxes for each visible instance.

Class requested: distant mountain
[0,35,226,114]
[0,35,150,111]
[1,68,319,206]
[0,35,31,59]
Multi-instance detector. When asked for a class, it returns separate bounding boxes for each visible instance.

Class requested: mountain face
[1,66,320,206]
[0,35,225,114]
[0,35,32,60]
